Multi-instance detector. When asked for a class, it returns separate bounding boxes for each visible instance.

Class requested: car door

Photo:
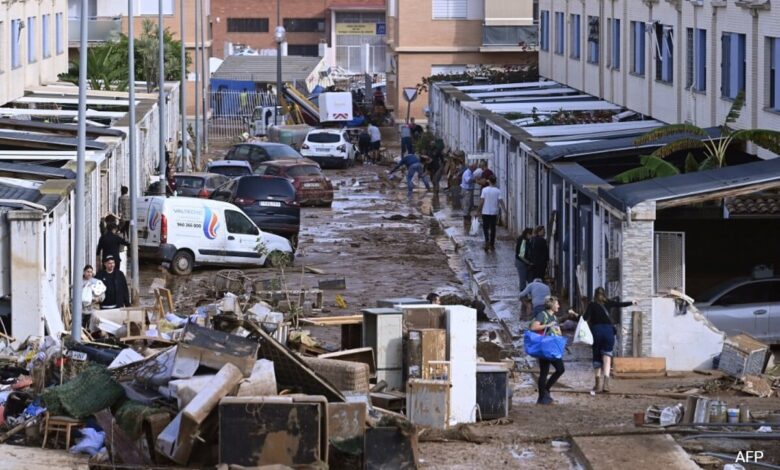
[223,209,263,265]
[248,146,269,168]
[210,180,236,202]
[707,282,770,340]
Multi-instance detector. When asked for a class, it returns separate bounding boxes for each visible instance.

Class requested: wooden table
[299,315,363,350]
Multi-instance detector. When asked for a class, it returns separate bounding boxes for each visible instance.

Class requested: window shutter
[721,33,731,97]
[432,0,467,19]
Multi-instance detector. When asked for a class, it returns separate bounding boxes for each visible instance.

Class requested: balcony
[68,17,123,46]
[481,25,538,52]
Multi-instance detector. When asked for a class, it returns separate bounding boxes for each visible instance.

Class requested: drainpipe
[179,0,186,159]
[598,0,605,98]
[750,9,759,131]
[128,0,139,302]
[675,3,683,123]
[158,0,166,195]
[647,3,653,118]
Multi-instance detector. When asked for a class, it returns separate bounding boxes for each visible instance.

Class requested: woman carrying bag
[528,296,577,405]
[578,287,638,393]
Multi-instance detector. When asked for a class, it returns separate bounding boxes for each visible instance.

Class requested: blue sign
[376,23,386,35]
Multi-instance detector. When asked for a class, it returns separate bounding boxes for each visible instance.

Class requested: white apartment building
[538,0,780,156]
[0,0,69,106]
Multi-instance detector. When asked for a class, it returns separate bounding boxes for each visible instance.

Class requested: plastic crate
[717,334,768,377]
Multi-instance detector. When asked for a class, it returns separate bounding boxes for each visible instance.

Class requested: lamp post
[157,0,166,195]
[274,0,285,126]
[128,0,139,303]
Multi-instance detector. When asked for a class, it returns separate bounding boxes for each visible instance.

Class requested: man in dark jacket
[94,255,130,309]
[96,223,130,271]
[528,225,549,280]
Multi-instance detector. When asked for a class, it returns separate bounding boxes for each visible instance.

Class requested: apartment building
[387,0,538,120]
[211,1,386,74]
[538,0,780,156]
[67,0,211,118]
[0,0,69,106]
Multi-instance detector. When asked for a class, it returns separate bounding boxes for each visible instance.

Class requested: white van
[137,196,293,275]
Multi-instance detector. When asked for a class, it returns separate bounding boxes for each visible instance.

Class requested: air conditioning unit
[711,0,727,7]
[735,0,770,8]
[686,0,703,6]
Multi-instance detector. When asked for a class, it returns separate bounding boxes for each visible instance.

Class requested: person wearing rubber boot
[530,296,576,404]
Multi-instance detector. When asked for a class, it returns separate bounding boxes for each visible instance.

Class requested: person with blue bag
[527,295,577,405]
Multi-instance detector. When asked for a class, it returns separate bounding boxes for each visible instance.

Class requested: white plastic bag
[573,316,594,345]
[469,216,481,236]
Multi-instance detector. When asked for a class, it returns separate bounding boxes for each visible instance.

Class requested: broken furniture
[302,356,371,393]
[444,306,478,425]
[362,308,403,390]
[612,357,667,379]
[41,413,84,450]
[405,328,446,380]
[219,395,328,466]
[319,347,376,377]
[476,364,510,420]
[299,315,364,350]
[376,298,428,309]
[364,426,418,470]
[718,334,769,378]
[407,378,451,429]
[369,391,406,412]
[254,288,324,310]
[327,401,367,469]
[172,323,259,378]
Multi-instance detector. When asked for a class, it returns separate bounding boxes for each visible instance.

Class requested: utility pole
[179,0,186,169]
[274,0,286,125]
[128,0,139,302]
[200,1,208,152]
[194,0,201,168]
[71,0,88,341]
[158,0,166,195]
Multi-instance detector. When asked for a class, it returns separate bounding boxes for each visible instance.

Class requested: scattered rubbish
[551,440,571,451]
[319,278,347,290]
[718,334,769,378]
[735,374,774,398]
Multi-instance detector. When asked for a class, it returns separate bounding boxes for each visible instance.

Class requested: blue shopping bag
[523,330,567,360]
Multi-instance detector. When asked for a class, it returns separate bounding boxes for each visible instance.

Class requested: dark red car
[253,160,334,207]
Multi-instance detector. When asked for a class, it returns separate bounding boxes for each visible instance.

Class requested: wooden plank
[299,315,363,326]
[632,311,642,357]
[304,266,326,275]
[572,434,699,470]
[613,357,666,374]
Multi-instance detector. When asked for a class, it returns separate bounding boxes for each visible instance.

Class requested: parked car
[225,142,311,170]
[210,175,300,247]
[136,196,293,275]
[694,276,780,344]
[174,172,229,198]
[206,160,253,178]
[254,160,334,207]
[300,128,356,169]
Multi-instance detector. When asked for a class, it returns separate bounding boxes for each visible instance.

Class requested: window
[554,12,564,55]
[283,18,325,33]
[686,28,706,91]
[432,0,467,20]
[287,44,319,56]
[42,14,50,59]
[570,14,581,60]
[587,16,599,64]
[55,13,63,55]
[540,10,550,51]
[655,24,673,83]
[722,32,746,99]
[631,21,645,75]
[27,16,36,64]
[608,18,620,70]
[227,18,268,33]
[11,19,21,69]
[225,210,259,236]
[138,0,174,15]
[771,37,780,110]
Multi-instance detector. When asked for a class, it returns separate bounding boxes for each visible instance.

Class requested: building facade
[0,0,69,106]
[211,0,386,74]
[538,0,780,156]
[387,0,538,119]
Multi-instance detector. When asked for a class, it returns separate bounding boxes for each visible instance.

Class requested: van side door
[223,209,263,265]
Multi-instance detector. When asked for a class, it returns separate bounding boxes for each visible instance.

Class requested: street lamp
[274,24,285,126]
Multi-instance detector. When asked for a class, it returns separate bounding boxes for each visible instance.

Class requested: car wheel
[170,250,194,275]
[265,250,293,268]
[288,234,299,251]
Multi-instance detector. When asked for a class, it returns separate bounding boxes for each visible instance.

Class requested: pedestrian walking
[388,153,431,196]
[426,293,441,305]
[429,138,445,193]
[528,225,549,280]
[96,223,130,271]
[460,162,478,220]
[400,122,413,156]
[476,176,505,251]
[530,295,577,404]
[576,287,638,393]
[519,277,552,317]
[368,122,382,161]
[176,140,193,172]
[118,186,131,238]
[515,227,533,289]
[358,127,371,161]
[239,88,250,115]
[81,265,105,328]
[94,255,131,309]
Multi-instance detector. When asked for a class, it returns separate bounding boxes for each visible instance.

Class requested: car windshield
[696,279,746,303]
[286,165,322,177]
[239,177,296,199]
[175,176,205,189]
[307,132,341,144]
[265,145,302,159]
[210,166,251,177]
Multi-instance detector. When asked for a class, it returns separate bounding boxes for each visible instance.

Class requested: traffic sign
[402,87,418,103]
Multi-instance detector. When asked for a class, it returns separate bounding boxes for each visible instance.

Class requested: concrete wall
[0,0,69,106]
[651,297,724,371]
[8,210,46,339]
[538,0,780,142]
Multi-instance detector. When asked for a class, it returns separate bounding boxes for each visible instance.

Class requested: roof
[0,129,107,150]
[212,56,322,83]
[599,158,780,211]
[0,118,126,138]
[0,181,60,211]
[725,193,780,217]
[0,161,76,179]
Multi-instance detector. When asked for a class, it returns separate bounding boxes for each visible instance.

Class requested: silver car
[695,277,780,344]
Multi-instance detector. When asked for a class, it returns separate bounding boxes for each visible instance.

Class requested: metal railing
[482,25,539,48]
[68,17,122,44]
[207,89,278,143]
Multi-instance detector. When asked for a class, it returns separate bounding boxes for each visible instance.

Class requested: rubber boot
[603,376,611,393]
[592,376,603,393]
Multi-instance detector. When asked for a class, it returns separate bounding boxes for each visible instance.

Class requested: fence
[207,90,278,143]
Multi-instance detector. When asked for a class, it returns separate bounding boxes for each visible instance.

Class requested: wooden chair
[41,412,84,450]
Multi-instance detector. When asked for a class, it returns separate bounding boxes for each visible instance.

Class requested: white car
[136,196,293,275]
[300,129,356,169]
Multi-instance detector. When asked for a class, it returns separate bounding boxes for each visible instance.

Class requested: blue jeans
[591,323,616,369]
[401,137,413,155]
[406,163,430,194]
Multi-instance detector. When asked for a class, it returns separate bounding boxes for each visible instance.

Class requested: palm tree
[60,43,129,91]
[614,91,780,183]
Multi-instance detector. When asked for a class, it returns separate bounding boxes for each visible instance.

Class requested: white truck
[248,106,284,137]
[318,92,353,123]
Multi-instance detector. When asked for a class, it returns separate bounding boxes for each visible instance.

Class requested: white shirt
[480,186,502,215]
[368,125,381,143]
[461,168,474,190]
